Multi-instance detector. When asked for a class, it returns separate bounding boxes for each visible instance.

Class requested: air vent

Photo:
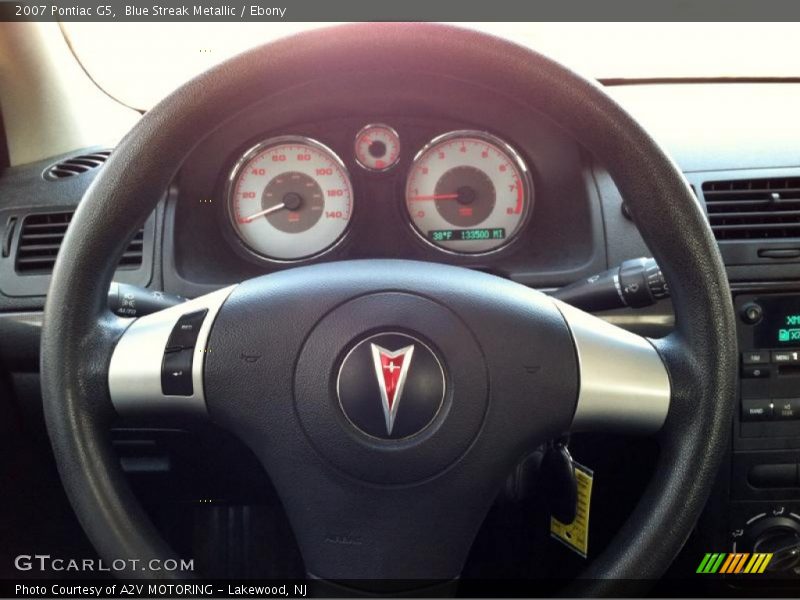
[14,211,144,275]
[702,178,800,241]
[43,150,111,180]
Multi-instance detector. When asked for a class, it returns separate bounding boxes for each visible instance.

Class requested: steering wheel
[40,23,736,592]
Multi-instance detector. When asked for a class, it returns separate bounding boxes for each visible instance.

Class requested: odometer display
[227,136,353,262]
[429,228,506,242]
[405,131,532,254]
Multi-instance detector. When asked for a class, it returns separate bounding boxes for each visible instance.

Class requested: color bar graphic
[697,553,773,574]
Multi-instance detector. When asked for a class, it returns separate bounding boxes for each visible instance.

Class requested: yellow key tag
[550,461,593,558]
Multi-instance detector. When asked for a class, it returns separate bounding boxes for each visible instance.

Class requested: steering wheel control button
[742,398,774,421]
[337,333,445,439]
[161,348,195,396]
[166,309,208,351]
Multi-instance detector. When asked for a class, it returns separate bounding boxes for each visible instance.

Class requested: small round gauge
[405,131,532,254]
[227,136,353,262]
[354,123,401,171]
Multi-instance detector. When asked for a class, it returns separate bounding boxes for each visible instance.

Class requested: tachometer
[405,131,532,254]
[227,136,353,262]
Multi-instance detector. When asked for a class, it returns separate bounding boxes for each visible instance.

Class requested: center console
[728,292,800,576]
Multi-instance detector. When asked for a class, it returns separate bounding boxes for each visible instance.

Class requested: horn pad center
[294,292,488,485]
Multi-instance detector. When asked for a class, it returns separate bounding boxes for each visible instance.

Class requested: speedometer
[227,136,353,262]
[405,131,532,254]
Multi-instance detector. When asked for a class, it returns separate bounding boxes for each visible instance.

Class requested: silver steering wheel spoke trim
[108,285,237,416]
[553,298,671,434]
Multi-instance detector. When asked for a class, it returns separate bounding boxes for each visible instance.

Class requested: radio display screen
[752,296,800,347]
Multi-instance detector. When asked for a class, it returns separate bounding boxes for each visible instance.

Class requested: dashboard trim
[554,298,671,434]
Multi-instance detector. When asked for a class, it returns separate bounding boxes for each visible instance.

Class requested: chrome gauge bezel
[353,123,401,172]
[225,135,354,264]
[404,130,534,257]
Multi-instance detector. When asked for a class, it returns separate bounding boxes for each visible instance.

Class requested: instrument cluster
[224,124,534,263]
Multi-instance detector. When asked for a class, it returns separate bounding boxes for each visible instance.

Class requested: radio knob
[741,302,764,325]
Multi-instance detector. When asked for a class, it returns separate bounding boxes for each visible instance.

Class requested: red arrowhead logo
[370,343,415,436]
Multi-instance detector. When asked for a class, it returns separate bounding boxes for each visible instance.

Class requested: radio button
[772,350,800,364]
[742,350,770,365]
[742,399,774,421]
[773,398,800,421]
[742,365,771,379]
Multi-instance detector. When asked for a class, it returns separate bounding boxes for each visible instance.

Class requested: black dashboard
[5,82,800,310]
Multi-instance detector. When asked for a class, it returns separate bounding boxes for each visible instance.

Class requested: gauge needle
[408,194,459,201]
[240,203,286,223]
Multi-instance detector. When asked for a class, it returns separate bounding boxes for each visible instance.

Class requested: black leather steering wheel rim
[40,23,737,591]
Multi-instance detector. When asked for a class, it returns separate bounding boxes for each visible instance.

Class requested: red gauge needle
[408,193,459,201]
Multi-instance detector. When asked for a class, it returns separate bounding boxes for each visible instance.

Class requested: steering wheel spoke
[108,286,236,417]
[554,300,671,435]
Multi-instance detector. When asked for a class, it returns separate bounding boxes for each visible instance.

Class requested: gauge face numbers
[405,132,532,254]
[354,124,401,171]
[228,137,353,261]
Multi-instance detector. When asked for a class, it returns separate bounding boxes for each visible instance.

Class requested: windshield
[62,22,800,110]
